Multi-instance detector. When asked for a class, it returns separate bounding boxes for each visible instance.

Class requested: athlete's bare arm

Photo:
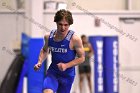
[57,34,85,71]
[34,34,49,71]
[88,43,94,57]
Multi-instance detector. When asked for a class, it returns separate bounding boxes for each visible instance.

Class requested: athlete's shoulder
[71,33,82,48]
[71,33,81,42]
[87,42,92,46]
[44,33,50,41]
[44,29,55,40]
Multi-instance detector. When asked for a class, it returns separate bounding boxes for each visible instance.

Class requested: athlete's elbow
[81,56,85,63]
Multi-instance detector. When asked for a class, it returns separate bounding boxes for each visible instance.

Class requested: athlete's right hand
[34,63,42,71]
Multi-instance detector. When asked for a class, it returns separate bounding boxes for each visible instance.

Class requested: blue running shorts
[43,72,75,93]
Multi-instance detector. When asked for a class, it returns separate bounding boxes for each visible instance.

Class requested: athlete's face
[56,18,70,35]
[82,37,88,43]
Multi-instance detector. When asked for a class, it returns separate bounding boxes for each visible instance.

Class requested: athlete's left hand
[57,63,67,71]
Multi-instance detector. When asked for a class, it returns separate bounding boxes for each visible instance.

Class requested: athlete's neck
[54,30,69,41]
[56,30,68,38]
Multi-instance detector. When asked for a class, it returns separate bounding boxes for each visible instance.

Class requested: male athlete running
[34,9,85,93]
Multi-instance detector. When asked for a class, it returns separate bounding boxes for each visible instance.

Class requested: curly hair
[54,9,73,25]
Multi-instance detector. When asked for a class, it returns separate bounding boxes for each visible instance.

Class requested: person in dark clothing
[79,35,94,93]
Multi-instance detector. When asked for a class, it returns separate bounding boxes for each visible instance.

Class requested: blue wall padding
[21,33,30,58]
[103,37,119,93]
[89,36,105,93]
[89,36,119,93]
[28,38,46,93]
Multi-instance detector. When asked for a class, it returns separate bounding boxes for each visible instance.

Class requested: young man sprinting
[34,9,85,93]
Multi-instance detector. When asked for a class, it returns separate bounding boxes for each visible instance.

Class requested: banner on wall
[104,37,119,93]
[89,36,105,93]
[89,36,119,93]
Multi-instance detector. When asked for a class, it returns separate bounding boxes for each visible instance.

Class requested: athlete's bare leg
[86,73,92,93]
[79,73,85,93]
[43,89,53,93]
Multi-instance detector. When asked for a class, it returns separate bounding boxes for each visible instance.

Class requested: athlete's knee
[43,89,53,93]
[79,74,84,81]
[86,74,91,81]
